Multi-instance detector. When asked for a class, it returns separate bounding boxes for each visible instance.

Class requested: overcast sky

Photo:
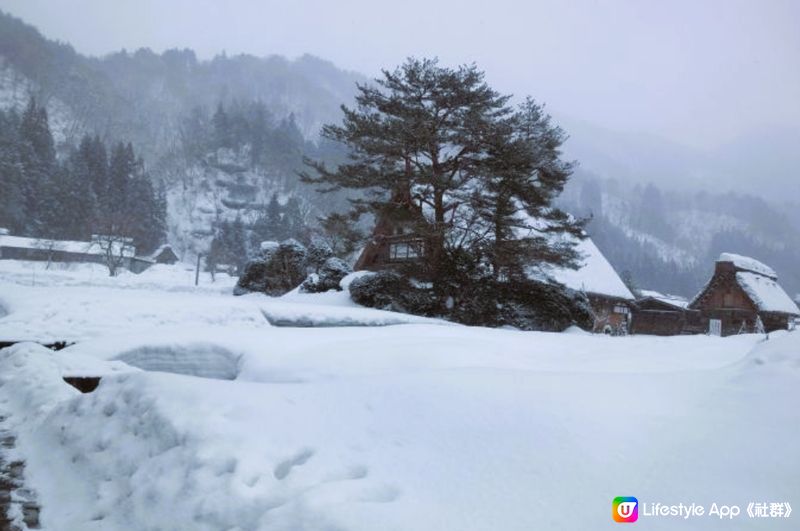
[2,0,798,150]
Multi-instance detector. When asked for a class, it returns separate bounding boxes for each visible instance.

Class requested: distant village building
[0,230,166,274]
[543,238,636,334]
[688,253,799,336]
[631,290,699,336]
[354,205,636,334]
[147,244,180,265]
[353,190,637,334]
[354,190,424,271]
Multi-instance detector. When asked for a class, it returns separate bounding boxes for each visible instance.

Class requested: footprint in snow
[273,448,314,480]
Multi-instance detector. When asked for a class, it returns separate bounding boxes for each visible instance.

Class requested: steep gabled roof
[637,289,689,309]
[718,252,777,279]
[689,252,799,316]
[542,237,635,301]
[736,272,799,316]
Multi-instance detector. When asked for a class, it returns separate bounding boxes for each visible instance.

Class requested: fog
[3,0,799,149]
[0,0,800,200]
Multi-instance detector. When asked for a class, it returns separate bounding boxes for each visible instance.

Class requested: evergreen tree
[210,217,249,274]
[283,196,305,240]
[266,192,283,233]
[18,96,57,235]
[247,101,271,167]
[81,134,109,208]
[0,109,26,232]
[267,114,305,180]
[251,192,284,244]
[212,102,232,149]
[55,146,96,239]
[303,58,581,290]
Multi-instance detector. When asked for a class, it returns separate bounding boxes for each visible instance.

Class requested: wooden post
[195,254,201,286]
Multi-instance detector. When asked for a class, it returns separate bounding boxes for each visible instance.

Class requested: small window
[389,242,420,261]
[614,305,629,315]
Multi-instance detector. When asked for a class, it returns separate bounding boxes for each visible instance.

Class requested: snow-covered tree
[303,58,582,289]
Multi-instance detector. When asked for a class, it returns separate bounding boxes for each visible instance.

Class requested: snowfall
[0,260,797,530]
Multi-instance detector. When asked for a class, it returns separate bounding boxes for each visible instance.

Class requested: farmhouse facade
[688,253,799,336]
[631,290,700,336]
[354,188,425,272]
[354,205,636,334]
[0,230,160,274]
[542,238,636,334]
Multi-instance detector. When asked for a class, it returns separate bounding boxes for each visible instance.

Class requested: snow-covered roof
[637,289,689,309]
[719,253,777,279]
[259,241,279,252]
[0,234,135,258]
[145,244,177,261]
[544,238,635,300]
[736,272,800,316]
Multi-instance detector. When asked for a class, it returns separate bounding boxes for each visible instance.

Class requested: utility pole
[195,254,202,286]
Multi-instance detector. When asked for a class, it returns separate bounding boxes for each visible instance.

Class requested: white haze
[1,0,799,200]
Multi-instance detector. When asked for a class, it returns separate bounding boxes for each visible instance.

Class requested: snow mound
[112,343,241,380]
[0,343,79,426]
[719,252,777,279]
[742,331,800,370]
[258,298,444,327]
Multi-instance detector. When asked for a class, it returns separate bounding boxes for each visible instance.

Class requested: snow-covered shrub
[348,270,438,314]
[300,257,353,293]
[349,269,592,331]
[449,278,594,332]
[258,240,280,260]
[306,239,334,272]
[339,270,373,290]
[233,259,270,295]
[234,239,309,296]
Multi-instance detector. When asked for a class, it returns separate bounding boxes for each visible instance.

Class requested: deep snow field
[0,260,798,530]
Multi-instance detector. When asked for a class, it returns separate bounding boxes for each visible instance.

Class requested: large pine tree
[302,58,582,289]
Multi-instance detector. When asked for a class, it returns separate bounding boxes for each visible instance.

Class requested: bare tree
[92,206,137,276]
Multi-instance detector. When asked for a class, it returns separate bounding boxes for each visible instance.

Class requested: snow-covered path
[0,261,797,530]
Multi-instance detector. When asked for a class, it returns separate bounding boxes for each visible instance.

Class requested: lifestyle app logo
[613,497,639,523]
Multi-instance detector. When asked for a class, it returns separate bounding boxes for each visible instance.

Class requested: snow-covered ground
[0,260,798,530]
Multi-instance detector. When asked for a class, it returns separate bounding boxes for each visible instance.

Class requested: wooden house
[354,188,426,271]
[147,244,180,265]
[631,290,700,335]
[688,253,799,336]
[353,197,636,333]
[543,238,636,334]
[0,231,152,274]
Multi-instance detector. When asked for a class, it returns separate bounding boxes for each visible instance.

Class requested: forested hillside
[559,170,800,298]
[0,9,797,300]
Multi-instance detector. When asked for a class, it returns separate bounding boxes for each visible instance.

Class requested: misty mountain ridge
[558,114,800,206]
[0,10,797,299]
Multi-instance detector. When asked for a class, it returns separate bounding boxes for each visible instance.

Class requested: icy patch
[112,343,241,380]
